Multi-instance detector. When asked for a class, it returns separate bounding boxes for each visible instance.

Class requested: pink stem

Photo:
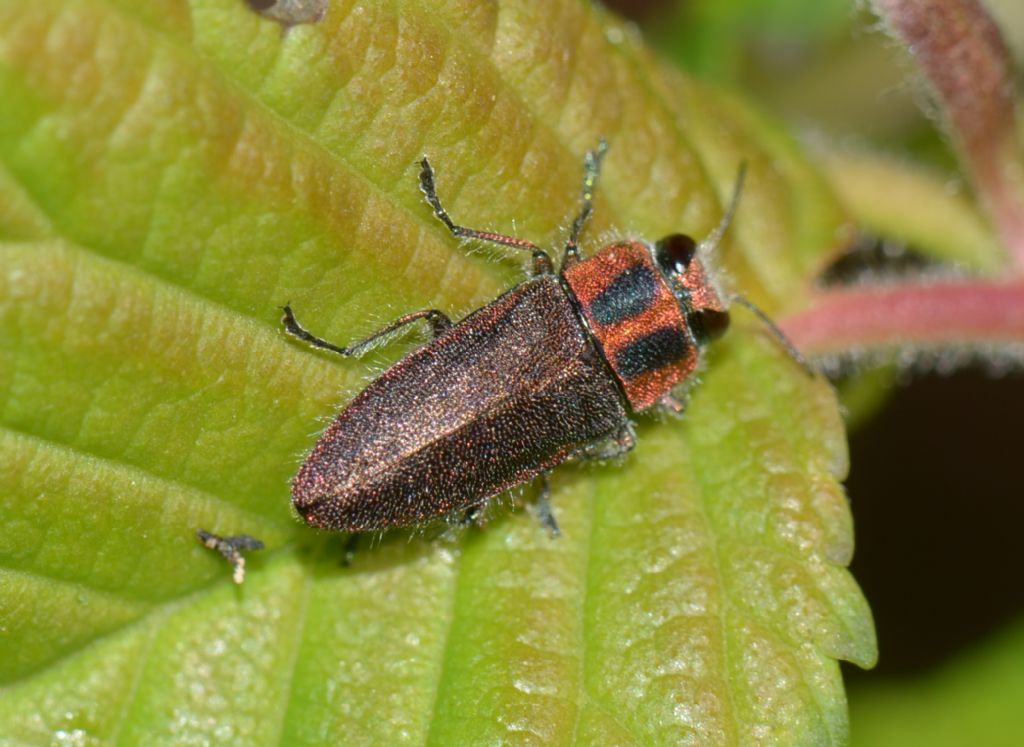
[780,280,1024,356]
[872,0,1024,270]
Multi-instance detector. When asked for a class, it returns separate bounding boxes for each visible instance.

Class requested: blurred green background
[607,0,1024,744]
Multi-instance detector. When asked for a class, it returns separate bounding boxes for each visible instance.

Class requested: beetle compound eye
[692,308,730,343]
[655,233,697,274]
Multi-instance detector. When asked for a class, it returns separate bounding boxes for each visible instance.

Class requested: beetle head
[654,233,730,346]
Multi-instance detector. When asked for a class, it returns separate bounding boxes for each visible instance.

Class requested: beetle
[274,141,807,539]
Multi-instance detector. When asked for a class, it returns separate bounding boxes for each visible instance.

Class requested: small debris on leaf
[197,529,265,584]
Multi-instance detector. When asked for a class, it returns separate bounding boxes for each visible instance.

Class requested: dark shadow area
[843,370,1024,681]
[602,0,674,22]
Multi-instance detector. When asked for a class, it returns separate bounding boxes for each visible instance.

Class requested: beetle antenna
[730,293,816,377]
[700,162,747,256]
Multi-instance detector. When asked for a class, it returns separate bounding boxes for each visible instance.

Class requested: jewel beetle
[280,141,807,537]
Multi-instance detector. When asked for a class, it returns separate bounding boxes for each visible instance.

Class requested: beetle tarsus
[533,474,561,538]
[282,304,350,356]
[459,504,487,528]
[339,533,359,566]
[283,305,453,358]
[563,138,608,269]
[659,392,688,415]
[419,156,553,275]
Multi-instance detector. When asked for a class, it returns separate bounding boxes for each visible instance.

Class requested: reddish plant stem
[872,0,1024,270]
[780,280,1024,356]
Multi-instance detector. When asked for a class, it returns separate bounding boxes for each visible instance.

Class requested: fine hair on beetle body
[198,140,812,579]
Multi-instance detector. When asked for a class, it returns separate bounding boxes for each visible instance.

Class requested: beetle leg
[430,503,486,543]
[419,157,554,275]
[576,424,636,462]
[282,305,453,358]
[533,473,561,537]
[561,138,608,270]
[460,503,486,527]
[659,392,688,416]
[340,533,359,567]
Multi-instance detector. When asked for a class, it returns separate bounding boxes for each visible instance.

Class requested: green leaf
[0,1,875,744]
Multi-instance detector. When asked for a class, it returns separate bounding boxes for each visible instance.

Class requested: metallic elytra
[281,141,783,536]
